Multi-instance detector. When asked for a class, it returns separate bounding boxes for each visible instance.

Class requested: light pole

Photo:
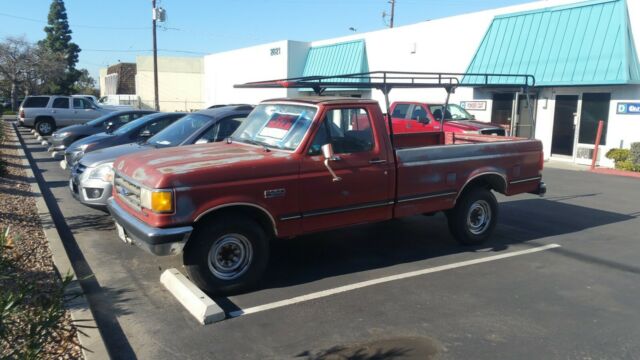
[152,0,160,111]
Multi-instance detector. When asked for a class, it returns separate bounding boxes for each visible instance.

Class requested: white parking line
[228,243,561,318]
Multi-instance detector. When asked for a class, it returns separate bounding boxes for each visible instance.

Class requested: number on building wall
[270,47,281,56]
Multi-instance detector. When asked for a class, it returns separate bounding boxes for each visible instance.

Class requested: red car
[108,96,545,295]
[390,102,506,136]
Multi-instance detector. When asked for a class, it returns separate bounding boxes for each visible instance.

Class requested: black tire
[447,187,498,246]
[183,215,269,295]
[35,118,56,136]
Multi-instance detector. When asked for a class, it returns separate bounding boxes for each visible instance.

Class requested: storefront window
[579,93,610,146]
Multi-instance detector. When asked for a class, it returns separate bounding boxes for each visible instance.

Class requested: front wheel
[184,216,269,295]
[447,187,498,246]
[35,118,55,136]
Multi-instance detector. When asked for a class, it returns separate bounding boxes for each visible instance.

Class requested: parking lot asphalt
[15,125,640,359]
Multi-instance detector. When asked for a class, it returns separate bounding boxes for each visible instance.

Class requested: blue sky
[0,0,533,81]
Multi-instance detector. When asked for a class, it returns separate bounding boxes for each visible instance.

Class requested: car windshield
[428,104,473,121]
[112,114,158,135]
[86,112,124,127]
[231,104,317,151]
[148,113,212,147]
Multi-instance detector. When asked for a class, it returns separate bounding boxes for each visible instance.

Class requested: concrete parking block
[51,151,63,159]
[36,135,43,141]
[160,268,225,325]
[41,140,49,147]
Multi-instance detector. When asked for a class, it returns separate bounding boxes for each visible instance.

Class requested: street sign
[616,102,640,114]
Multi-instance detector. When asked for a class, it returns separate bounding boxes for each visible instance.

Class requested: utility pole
[152,0,159,111]
[389,0,395,28]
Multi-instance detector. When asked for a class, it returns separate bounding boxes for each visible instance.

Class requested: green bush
[2,110,16,116]
[629,142,640,165]
[615,160,640,172]
[605,148,630,162]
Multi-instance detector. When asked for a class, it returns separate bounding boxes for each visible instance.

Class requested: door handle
[369,159,387,164]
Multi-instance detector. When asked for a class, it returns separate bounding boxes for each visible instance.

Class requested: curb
[11,122,110,360]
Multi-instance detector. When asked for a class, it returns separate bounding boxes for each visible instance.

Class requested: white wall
[203,40,310,106]
[136,56,204,111]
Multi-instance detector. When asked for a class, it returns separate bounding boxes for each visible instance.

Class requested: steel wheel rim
[207,233,253,280]
[467,199,491,235]
[38,122,52,134]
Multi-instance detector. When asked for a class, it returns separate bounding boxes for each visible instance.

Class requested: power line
[0,12,150,30]
[82,48,207,55]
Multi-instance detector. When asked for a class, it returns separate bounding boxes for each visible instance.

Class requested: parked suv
[48,110,155,153]
[19,95,115,135]
[69,105,251,209]
[63,112,186,169]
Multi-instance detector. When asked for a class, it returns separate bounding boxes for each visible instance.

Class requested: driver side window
[308,108,373,155]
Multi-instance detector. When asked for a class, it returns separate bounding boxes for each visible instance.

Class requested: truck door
[300,106,393,233]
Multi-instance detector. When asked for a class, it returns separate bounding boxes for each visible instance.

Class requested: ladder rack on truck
[234,71,536,145]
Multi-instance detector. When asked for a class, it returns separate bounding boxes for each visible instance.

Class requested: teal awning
[464,0,640,86]
[300,40,369,90]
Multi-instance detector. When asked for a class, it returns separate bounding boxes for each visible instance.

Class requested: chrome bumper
[69,175,112,209]
[107,197,193,256]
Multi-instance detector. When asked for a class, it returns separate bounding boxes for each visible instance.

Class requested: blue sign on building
[617,103,640,115]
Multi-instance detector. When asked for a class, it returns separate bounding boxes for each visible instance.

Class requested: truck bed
[392,131,543,217]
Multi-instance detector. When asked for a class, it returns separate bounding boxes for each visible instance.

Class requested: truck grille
[114,173,142,211]
[480,128,506,136]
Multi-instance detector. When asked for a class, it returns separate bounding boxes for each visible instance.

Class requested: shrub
[629,142,640,165]
[605,148,630,162]
[615,160,640,172]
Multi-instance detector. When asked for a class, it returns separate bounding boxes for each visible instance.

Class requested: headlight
[87,163,114,182]
[140,188,173,213]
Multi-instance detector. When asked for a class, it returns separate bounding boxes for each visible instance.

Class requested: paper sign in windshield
[259,114,296,139]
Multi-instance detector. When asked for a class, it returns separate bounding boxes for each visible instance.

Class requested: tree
[39,0,81,94]
[71,69,97,96]
[0,37,34,110]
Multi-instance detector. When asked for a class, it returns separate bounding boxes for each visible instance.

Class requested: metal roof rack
[234,71,536,145]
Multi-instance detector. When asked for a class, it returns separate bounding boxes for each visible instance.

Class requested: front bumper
[107,197,193,256]
[48,136,70,152]
[69,174,112,209]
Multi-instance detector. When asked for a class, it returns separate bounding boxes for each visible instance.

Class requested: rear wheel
[35,118,55,136]
[447,187,498,246]
[184,216,269,295]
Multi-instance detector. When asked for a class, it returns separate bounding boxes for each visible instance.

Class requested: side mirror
[470,115,476,120]
[105,121,114,130]
[417,115,430,124]
[321,143,341,182]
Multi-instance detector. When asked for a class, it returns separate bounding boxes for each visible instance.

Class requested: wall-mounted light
[410,42,417,54]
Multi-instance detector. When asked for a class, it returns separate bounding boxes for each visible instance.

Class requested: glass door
[512,93,537,138]
[551,95,579,157]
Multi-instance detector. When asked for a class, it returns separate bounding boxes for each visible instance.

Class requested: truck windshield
[428,104,473,121]
[148,113,211,147]
[231,104,316,151]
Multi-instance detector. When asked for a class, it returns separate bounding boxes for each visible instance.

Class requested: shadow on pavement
[15,125,138,359]
[255,197,635,292]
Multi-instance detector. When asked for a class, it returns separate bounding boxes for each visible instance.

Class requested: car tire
[35,118,56,136]
[184,215,269,295]
[446,187,498,246]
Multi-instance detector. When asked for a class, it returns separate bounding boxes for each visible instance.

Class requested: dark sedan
[69,105,253,209]
[48,110,155,153]
[62,112,186,169]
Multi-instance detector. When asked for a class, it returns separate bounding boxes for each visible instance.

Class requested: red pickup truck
[390,102,506,136]
[107,96,545,295]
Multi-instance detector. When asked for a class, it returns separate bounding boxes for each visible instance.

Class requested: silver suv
[19,95,115,136]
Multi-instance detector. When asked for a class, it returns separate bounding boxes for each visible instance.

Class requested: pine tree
[39,0,81,94]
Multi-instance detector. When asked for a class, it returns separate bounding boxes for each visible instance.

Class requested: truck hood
[80,142,150,167]
[446,120,502,131]
[114,142,297,189]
